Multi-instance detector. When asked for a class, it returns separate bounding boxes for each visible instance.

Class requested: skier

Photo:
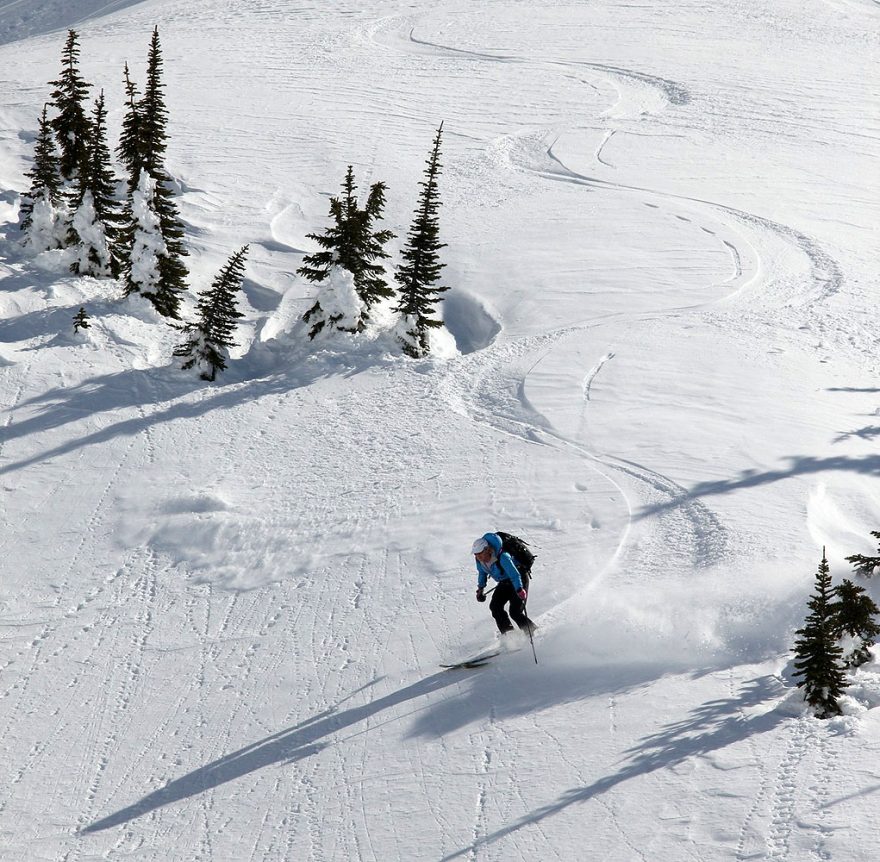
[472,532,535,636]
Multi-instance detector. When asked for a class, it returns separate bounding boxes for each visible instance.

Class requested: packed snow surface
[1,0,879,859]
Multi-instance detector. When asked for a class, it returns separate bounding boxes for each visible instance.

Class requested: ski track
[366,3,843,588]
[538,138,844,307]
[0,2,873,859]
[367,16,691,111]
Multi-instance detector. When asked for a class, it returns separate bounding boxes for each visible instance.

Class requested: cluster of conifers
[18,28,451,381]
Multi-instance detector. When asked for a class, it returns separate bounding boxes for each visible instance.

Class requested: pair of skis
[440,650,502,670]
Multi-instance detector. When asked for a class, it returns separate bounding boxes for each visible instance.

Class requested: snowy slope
[1,0,880,859]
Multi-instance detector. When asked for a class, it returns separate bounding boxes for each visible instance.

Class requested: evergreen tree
[48,30,92,182]
[832,579,880,669]
[72,307,91,334]
[20,105,63,232]
[117,64,144,192]
[792,549,848,718]
[174,246,248,381]
[119,29,188,318]
[845,531,880,578]
[298,166,395,338]
[394,123,449,358]
[139,27,170,177]
[68,91,124,276]
[124,169,166,299]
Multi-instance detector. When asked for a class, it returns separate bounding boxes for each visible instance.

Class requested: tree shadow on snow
[80,670,466,834]
[0,302,92,344]
[0,347,372,475]
[440,673,788,860]
[637,454,880,522]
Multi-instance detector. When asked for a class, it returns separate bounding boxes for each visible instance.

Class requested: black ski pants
[490,578,532,634]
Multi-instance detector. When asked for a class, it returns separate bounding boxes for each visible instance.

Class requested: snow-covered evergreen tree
[846,531,880,578]
[23,193,69,254]
[72,307,91,334]
[832,579,880,669]
[69,192,111,277]
[68,91,124,277]
[792,549,847,718]
[299,166,395,338]
[125,170,166,300]
[20,105,62,234]
[174,246,248,381]
[394,123,449,358]
[48,30,92,182]
[118,28,188,317]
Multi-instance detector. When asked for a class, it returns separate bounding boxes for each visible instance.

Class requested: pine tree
[20,105,68,254]
[72,307,91,334]
[394,123,449,358]
[68,91,124,276]
[20,105,63,233]
[792,549,848,718]
[298,166,395,338]
[139,27,170,177]
[832,579,880,669]
[117,64,144,192]
[124,169,166,299]
[48,30,92,182]
[174,246,248,381]
[119,29,188,318]
[845,531,880,578]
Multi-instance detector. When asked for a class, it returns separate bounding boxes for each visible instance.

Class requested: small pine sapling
[792,549,847,718]
[832,579,880,669]
[846,531,880,578]
[394,122,449,358]
[72,307,91,334]
[174,246,248,381]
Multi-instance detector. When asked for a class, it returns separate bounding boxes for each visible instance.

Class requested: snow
[71,189,111,276]
[0,0,879,859]
[21,189,67,253]
[128,168,165,293]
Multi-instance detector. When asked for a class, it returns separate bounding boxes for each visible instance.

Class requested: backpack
[496,531,536,577]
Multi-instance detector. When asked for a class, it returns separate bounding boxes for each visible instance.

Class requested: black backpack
[496,531,536,577]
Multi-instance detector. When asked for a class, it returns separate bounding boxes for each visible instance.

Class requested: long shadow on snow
[0,0,150,46]
[0,349,363,475]
[637,453,880,522]
[440,673,787,861]
[81,671,467,834]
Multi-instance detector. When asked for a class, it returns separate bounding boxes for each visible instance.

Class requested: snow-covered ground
[1,0,879,859]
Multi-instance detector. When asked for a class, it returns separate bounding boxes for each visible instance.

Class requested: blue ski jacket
[475,532,524,592]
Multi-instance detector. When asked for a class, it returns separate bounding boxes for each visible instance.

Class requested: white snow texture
[0,0,878,860]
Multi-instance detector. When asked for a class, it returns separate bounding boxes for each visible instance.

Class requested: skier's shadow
[80,670,464,834]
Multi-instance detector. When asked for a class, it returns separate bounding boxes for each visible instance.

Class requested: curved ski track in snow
[370,10,747,583]
[366,14,691,114]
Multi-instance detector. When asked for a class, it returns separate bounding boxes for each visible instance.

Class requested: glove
[476,587,486,603]
[517,588,528,602]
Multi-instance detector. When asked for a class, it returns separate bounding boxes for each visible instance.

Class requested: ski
[440,650,501,669]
